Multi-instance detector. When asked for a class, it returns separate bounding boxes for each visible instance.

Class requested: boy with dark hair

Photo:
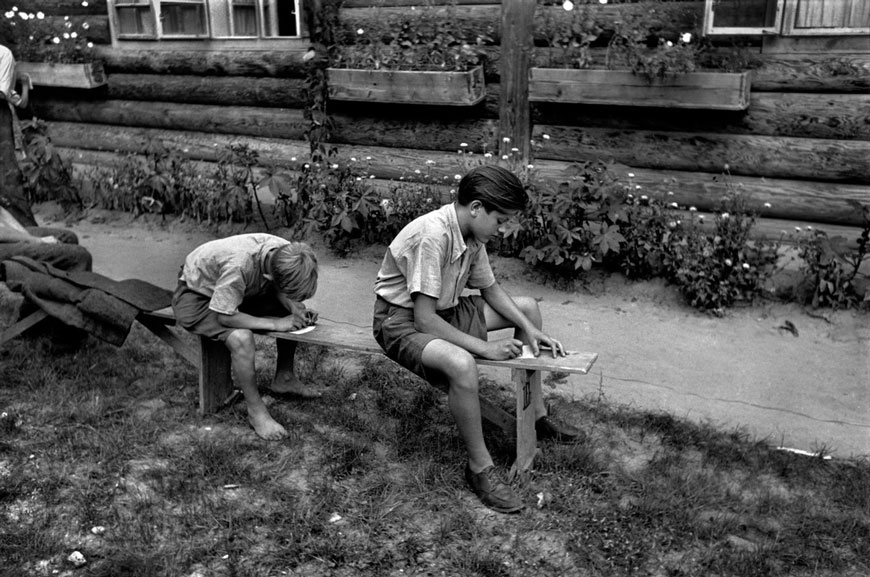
[373,165,582,513]
[172,234,320,440]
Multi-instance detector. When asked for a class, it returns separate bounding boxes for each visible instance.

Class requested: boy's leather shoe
[535,416,584,444]
[465,465,524,513]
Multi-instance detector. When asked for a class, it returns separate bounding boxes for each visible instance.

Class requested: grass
[1,324,868,577]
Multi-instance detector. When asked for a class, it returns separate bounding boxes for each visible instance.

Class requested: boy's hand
[273,315,308,332]
[303,309,318,326]
[482,338,524,361]
[529,330,566,358]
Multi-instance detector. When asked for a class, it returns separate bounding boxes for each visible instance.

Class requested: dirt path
[60,207,870,458]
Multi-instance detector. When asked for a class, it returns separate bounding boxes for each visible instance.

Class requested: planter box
[327,66,485,106]
[16,62,107,89]
[529,68,751,111]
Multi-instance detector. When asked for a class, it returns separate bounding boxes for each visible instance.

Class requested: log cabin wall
[20,0,870,238]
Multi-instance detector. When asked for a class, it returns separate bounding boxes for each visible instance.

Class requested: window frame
[107,0,306,46]
[703,0,870,37]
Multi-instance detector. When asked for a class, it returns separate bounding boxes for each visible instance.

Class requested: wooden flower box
[327,65,485,106]
[15,62,107,89]
[529,68,751,111]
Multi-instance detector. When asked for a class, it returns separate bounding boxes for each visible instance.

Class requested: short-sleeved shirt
[374,203,495,310]
[0,45,21,105]
[179,233,288,315]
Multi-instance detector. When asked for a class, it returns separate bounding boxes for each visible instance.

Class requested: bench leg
[199,337,234,415]
[0,309,49,347]
[509,368,541,481]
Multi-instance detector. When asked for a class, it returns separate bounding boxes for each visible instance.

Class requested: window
[704,0,870,36]
[109,0,301,41]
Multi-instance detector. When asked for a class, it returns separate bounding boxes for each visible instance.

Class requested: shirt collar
[446,203,470,264]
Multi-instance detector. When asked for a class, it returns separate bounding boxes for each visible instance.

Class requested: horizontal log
[327,66,486,106]
[106,74,308,108]
[342,0,498,7]
[533,92,870,141]
[30,98,308,140]
[95,47,311,77]
[328,82,500,118]
[17,62,106,89]
[533,125,870,183]
[575,164,869,227]
[47,122,868,227]
[7,0,107,16]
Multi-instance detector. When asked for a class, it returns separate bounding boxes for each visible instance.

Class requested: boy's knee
[442,351,478,389]
[226,329,255,358]
[515,296,541,322]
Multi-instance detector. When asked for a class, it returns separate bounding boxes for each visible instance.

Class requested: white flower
[681,32,692,43]
[641,195,648,201]
[82,22,89,29]
[71,32,78,38]
[484,152,492,158]
[742,263,750,270]
[599,0,608,3]
[52,36,60,44]
[356,28,364,35]
[562,0,574,11]
[86,42,93,48]
[502,155,509,160]
[806,225,813,230]
[36,11,44,19]
[365,156,372,160]
[502,137,511,143]
[542,134,550,140]
[721,212,730,219]
[666,41,673,48]
[527,164,534,169]
[82,1,89,6]
[669,202,678,208]
[635,185,641,190]
[331,164,339,169]
[454,174,462,180]
[290,156,296,161]
[689,206,697,211]
[763,202,772,208]
[460,142,468,148]
[794,226,801,232]
[511,147,519,153]
[355,177,362,181]
[425,159,435,165]
[725,259,733,266]
[627,172,635,178]
[369,174,375,179]
[414,169,421,174]
[4,12,13,19]
[667,191,674,196]
[668,221,677,229]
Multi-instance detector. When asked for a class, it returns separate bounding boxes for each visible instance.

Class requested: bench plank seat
[138,307,598,478]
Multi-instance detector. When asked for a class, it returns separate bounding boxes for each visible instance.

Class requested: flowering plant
[1,6,97,64]
[332,5,492,71]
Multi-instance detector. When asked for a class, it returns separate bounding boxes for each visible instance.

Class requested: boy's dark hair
[456,166,528,212]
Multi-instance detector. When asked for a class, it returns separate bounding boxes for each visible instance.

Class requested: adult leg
[0,241,92,272]
[270,338,321,398]
[225,328,287,441]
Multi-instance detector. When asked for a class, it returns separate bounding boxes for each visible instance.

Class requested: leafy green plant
[506,160,627,273]
[617,192,683,280]
[1,7,98,64]
[793,204,870,310]
[20,118,82,210]
[534,1,602,69]
[607,11,700,81]
[333,4,492,71]
[668,192,780,315]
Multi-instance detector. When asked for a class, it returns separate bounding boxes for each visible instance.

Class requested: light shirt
[0,45,21,105]
[180,233,289,315]
[374,203,496,310]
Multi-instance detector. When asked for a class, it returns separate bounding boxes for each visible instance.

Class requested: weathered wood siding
[26,0,870,236]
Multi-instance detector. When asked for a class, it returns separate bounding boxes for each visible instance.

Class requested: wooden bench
[139,307,597,478]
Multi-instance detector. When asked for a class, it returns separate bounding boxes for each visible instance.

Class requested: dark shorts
[372,295,488,383]
[171,281,286,342]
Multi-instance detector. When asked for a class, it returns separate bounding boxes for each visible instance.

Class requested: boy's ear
[470,200,483,216]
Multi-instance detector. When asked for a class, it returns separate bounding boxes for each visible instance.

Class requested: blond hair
[270,242,318,301]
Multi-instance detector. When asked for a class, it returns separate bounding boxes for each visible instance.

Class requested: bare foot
[269,372,322,399]
[248,406,288,441]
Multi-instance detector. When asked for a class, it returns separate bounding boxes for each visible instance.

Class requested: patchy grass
[1,325,868,577]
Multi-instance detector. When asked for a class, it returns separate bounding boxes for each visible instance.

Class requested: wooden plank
[498,0,535,160]
[263,321,597,375]
[529,69,751,110]
[199,337,233,415]
[136,313,200,368]
[0,310,49,347]
[16,62,107,89]
[327,67,486,106]
[509,368,540,481]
